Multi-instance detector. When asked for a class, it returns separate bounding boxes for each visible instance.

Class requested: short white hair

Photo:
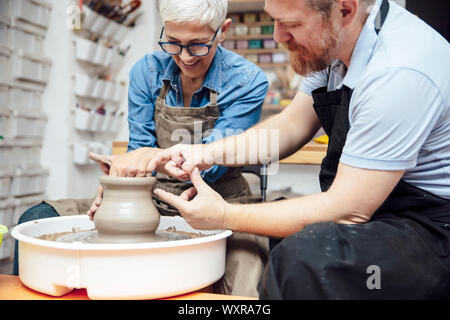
[158,0,227,31]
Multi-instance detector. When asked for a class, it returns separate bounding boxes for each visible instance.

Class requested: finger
[181,161,195,174]
[97,185,103,198]
[171,151,185,166]
[89,152,113,166]
[109,165,119,177]
[189,167,209,192]
[180,187,197,201]
[165,166,190,181]
[154,188,188,211]
[136,154,153,177]
[99,163,110,175]
[147,151,172,172]
[126,166,138,177]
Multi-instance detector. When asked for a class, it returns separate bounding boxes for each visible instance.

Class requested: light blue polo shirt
[301,0,450,199]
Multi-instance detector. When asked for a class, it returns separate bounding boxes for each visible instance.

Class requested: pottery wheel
[55,229,195,244]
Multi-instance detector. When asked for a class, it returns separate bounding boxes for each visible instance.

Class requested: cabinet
[226,0,288,68]
[227,0,298,120]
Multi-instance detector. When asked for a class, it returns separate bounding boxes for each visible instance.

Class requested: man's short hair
[306,0,375,19]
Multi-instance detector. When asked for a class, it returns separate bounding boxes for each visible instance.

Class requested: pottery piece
[94,176,160,242]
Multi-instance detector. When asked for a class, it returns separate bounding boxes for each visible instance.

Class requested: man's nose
[273,20,293,44]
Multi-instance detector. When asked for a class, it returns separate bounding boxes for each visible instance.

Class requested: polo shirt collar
[338,0,384,90]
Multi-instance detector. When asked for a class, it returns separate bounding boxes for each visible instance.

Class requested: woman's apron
[152,80,258,215]
[153,81,268,297]
[45,81,258,217]
[45,80,268,298]
[261,0,450,299]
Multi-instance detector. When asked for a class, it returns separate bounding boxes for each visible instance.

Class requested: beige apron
[152,80,260,215]
[44,80,268,297]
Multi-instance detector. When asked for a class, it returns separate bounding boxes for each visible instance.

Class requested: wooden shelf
[232,21,274,27]
[263,104,285,112]
[257,62,289,68]
[227,34,274,40]
[233,48,286,55]
[228,0,265,12]
[112,141,328,165]
[279,142,327,165]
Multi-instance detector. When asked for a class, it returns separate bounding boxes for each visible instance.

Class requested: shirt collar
[337,0,384,90]
[161,46,224,94]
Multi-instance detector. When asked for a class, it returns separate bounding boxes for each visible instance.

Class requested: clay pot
[94,176,160,242]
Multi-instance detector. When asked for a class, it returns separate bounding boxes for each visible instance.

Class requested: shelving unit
[69,3,142,166]
[226,0,295,119]
[0,0,53,262]
[223,5,288,68]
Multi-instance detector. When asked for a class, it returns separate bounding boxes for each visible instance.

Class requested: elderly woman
[14,0,269,297]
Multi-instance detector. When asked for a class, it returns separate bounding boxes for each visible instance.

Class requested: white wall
[40,0,406,200]
[41,0,162,200]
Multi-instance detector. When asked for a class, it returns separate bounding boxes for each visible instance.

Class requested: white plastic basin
[11,215,232,299]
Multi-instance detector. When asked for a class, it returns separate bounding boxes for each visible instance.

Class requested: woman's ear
[218,18,232,42]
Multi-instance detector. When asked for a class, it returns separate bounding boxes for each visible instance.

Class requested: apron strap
[159,80,170,100]
[375,0,390,35]
[209,90,218,107]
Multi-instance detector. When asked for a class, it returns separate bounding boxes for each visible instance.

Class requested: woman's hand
[153,167,229,230]
[89,147,162,177]
[86,185,103,221]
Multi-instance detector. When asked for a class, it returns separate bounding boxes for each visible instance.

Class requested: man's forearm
[223,192,333,237]
[222,187,371,238]
[203,91,320,167]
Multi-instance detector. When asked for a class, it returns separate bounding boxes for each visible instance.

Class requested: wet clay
[94,176,161,242]
[36,227,207,243]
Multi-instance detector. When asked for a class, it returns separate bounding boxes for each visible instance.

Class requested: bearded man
[121,0,450,299]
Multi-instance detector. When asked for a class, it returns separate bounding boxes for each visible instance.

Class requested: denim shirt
[127,46,269,183]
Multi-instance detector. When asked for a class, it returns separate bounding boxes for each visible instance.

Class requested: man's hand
[153,167,229,230]
[147,144,213,180]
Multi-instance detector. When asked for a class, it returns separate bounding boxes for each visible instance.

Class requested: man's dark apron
[260,0,450,299]
[152,81,258,215]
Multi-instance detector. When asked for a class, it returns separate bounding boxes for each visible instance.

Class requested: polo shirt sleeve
[340,68,445,170]
[300,69,329,96]
[127,56,158,152]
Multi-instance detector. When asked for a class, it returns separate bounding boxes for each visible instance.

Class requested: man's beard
[282,21,340,76]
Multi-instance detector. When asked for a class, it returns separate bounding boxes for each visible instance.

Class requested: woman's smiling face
[162,20,229,81]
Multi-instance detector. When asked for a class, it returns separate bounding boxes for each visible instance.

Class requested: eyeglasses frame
[158,26,222,57]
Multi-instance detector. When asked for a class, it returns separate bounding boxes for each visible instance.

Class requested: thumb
[189,167,209,192]
[154,188,188,212]
[89,152,114,166]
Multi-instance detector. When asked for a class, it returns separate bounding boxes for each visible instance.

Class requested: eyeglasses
[158,26,221,57]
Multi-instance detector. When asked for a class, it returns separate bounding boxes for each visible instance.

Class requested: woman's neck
[180,73,204,107]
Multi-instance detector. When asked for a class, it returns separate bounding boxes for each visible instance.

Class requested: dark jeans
[13,202,59,275]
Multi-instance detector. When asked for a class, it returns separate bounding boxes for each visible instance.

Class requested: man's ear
[337,0,359,27]
[218,18,232,42]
